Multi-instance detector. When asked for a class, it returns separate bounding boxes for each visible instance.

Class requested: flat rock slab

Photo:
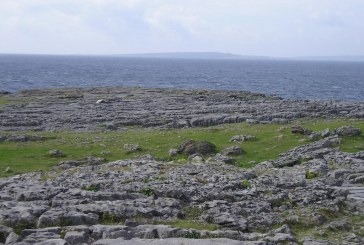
[1,87,364,131]
[336,186,364,202]
[94,238,264,245]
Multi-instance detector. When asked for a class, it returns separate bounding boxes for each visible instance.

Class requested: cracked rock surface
[1,87,364,131]
[0,137,363,244]
[1,88,364,244]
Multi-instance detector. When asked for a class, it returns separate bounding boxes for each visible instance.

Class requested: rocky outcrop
[1,87,364,244]
[0,137,363,244]
[1,87,364,131]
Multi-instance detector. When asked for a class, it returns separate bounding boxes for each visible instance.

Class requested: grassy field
[0,99,9,105]
[0,118,363,177]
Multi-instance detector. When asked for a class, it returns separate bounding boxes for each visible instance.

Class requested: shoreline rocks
[1,87,364,244]
[0,87,364,131]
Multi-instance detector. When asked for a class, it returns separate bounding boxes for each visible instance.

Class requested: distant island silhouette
[118,52,364,62]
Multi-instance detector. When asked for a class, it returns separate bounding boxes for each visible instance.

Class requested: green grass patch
[0,99,9,105]
[100,212,125,225]
[0,119,363,177]
[81,184,101,192]
[306,170,320,179]
[242,179,251,188]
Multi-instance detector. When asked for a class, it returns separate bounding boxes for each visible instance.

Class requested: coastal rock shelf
[1,87,364,244]
[0,87,364,131]
[0,137,364,244]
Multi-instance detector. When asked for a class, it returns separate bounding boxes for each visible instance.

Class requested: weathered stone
[64,231,87,244]
[188,154,204,163]
[96,99,106,104]
[37,210,99,228]
[168,149,178,157]
[35,239,68,245]
[308,132,321,141]
[178,140,216,155]
[124,144,142,153]
[221,146,244,156]
[230,135,256,142]
[5,232,20,244]
[246,119,258,124]
[291,125,312,135]
[210,154,236,164]
[49,149,65,157]
[0,225,12,243]
[335,126,361,136]
[320,128,331,137]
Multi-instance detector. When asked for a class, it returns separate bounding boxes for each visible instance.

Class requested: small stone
[335,126,361,136]
[124,219,139,227]
[64,231,87,244]
[308,132,321,141]
[5,232,19,244]
[325,219,350,231]
[229,135,256,142]
[320,128,331,137]
[221,146,244,156]
[246,119,258,124]
[48,149,65,157]
[211,153,235,164]
[123,144,141,153]
[96,99,105,104]
[291,125,312,135]
[101,151,112,156]
[274,224,292,234]
[353,175,364,184]
[105,123,117,130]
[188,153,204,163]
[168,149,178,157]
[35,239,68,245]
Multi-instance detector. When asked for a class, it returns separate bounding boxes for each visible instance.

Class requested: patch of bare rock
[1,87,364,131]
[0,136,363,244]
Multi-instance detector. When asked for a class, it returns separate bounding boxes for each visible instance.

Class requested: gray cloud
[0,0,363,56]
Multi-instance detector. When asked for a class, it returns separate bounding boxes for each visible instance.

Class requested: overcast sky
[0,0,363,56]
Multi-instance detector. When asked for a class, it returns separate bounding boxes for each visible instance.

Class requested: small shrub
[306,170,319,179]
[139,188,155,196]
[13,221,37,235]
[183,230,201,239]
[195,176,208,185]
[100,212,125,225]
[182,206,203,220]
[81,184,100,192]
[242,179,251,188]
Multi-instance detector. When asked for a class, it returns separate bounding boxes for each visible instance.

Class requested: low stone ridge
[0,135,46,142]
[0,137,363,244]
[1,87,364,131]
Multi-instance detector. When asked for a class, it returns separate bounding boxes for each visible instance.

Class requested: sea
[0,54,363,101]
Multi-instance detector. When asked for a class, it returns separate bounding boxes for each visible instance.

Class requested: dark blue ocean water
[0,54,363,101]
